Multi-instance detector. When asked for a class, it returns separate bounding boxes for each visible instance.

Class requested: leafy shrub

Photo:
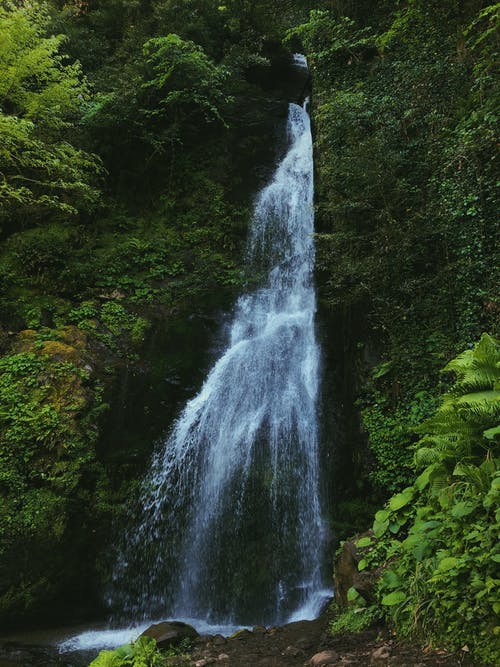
[354,335,500,664]
[89,636,190,667]
[0,3,102,228]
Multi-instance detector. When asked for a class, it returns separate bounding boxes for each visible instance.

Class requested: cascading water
[108,59,327,630]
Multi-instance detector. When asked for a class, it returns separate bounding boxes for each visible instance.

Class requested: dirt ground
[187,611,478,667]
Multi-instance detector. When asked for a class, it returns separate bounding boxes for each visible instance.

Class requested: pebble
[371,645,391,661]
[283,644,302,657]
[309,650,340,666]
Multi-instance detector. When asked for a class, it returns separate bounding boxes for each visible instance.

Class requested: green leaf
[347,586,361,602]
[356,536,372,548]
[413,540,430,562]
[438,556,459,572]
[382,569,401,589]
[373,519,389,538]
[375,509,390,522]
[389,521,401,534]
[372,360,393,379]
[389,487,414,511]
[358,558,367,571]
[414,465,434,491]
[451,501,476,518]
[381,591,407,606]
[483,425,500,440]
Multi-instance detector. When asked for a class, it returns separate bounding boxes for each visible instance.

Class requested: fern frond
[444,334,500,394]
[415,446,441,467]
[453,460,496,492]
[416,336,500,467]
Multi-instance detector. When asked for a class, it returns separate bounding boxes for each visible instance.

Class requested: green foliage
[286,10,374,78]
[100,301,150,349]
[361,390,436,493]
[0,2,102,228]
[415,333,500,467]
[89,636,190,667]
[298,0,498,350]
[357,336,500,664]
[297,2,498,556]
[330,601,383,634]
[142,33,231,124]
[0,330,109,618]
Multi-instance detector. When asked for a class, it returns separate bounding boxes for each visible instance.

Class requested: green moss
[0,330,108,620]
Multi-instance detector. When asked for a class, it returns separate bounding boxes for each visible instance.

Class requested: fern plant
[355,335,500,664]
[88,637,169,667]
[415,333,499,468]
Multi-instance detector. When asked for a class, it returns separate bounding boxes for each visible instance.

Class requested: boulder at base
[140,621,199,648]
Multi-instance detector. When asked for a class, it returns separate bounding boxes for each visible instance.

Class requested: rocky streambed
[0,610,477,667]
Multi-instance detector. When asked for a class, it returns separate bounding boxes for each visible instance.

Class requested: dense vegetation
[0,0,311,623]
[291,0,499,662]
[332,335,499,663]
[0,0,498,664]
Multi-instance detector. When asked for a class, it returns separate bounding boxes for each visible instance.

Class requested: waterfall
[109,65,327,628]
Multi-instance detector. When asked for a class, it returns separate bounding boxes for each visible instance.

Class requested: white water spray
[108,65,327,629]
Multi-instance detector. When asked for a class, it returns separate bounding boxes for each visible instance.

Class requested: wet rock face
[140,620,199,648]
